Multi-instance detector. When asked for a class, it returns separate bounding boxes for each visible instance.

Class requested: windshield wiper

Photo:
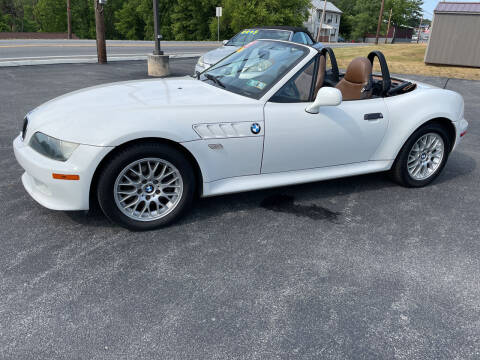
[204,73,225,88]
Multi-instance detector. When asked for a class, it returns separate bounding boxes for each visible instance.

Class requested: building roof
[310,0,343,14]
[435,2,480,14]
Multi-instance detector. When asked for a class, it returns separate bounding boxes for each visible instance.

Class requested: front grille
[21,117,28,141]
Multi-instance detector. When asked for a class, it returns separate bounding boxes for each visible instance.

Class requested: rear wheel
[97,143,195,231]
[391,123,451,187]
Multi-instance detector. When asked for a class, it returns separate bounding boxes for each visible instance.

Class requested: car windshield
[200,40,310,99]
[226,29,291,47]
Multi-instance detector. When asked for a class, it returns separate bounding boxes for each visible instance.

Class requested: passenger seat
[335,57,373,101]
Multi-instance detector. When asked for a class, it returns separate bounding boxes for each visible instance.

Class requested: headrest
[344,57,372,84]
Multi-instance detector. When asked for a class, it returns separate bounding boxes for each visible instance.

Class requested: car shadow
[65,151,476,230]
[433,151,477,185]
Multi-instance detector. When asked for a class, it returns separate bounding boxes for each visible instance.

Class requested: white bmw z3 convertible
[13,40,469,231]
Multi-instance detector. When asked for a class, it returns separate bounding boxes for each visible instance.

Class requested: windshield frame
[200,40,314,101]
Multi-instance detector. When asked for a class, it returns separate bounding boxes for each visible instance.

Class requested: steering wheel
[367,51,391,96]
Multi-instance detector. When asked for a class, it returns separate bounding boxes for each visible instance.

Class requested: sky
[422,0,480,19]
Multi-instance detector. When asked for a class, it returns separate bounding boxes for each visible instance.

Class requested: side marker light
[52,174,80,180]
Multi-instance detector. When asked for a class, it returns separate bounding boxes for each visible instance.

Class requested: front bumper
[13,135,112,211]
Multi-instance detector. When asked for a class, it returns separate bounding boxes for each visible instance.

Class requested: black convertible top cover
[252,25,314,39]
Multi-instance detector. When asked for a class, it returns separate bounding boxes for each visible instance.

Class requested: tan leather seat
[313,55,326,98]
[335,57,372,101]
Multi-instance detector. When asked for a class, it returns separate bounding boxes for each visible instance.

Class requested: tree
[170,0,216,40]
[351,0,381,40]
[386,0,422,28]
[115,0,144,40]
[70,0,95,39]
[34,0,66,32]
[208,0,310,40]
[0,11,10,31]
[114,0,174,41]
[332,0,423,40]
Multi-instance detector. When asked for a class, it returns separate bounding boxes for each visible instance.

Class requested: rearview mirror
[222,40,229,45]
[305,87,342,114]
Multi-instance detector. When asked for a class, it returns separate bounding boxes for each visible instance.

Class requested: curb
[0,53,202,67]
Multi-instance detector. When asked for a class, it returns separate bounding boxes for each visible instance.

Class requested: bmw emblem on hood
[251,123,261,134]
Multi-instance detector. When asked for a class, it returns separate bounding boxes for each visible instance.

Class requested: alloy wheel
[113,158,183,222]
[407,132,445,181]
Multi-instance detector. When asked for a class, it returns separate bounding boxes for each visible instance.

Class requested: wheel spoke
[120,194,136,203]
[159,170,175,181]
[163,176,179,186]
[139,203,148,217]
[122,174,138,185]
[157,165,167,180]
[125,198,140,210]
[118,189,137,195]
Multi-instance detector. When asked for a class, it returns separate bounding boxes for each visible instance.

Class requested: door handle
[364,113,384,121]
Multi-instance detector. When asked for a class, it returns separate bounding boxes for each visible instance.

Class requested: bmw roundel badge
[251,123,261,134]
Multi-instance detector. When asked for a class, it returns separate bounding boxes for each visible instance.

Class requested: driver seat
[335,57,373,101]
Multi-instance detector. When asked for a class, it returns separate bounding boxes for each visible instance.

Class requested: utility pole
[67,0,72,39]
[417,16,423,44]
[316,0,327,42]
[385,8,392,44]
[94,0,107,64]
[153,0,163,55]
[375,0,385,45]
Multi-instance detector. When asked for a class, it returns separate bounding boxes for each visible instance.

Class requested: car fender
[370,87,463,162]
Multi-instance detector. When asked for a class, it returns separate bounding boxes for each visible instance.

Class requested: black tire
[391,123,451,187]
[96,142,196,231]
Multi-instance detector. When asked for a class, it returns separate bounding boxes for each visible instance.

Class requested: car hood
[203,46,239,65]
[26,77,261,146]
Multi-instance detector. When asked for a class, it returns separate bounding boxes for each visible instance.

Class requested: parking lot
[1,59,479,359]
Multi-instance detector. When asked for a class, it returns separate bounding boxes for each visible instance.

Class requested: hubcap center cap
[144,184,155,194]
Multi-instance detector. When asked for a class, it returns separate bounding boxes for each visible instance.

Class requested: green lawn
[332,44,480,80]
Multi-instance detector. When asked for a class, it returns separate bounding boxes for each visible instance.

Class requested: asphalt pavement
[1,59,479,359]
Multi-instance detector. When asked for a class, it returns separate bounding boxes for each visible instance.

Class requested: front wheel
[391,123,451,187]
[97,143,195,231]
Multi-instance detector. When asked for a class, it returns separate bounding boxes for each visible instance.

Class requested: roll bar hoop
[367,51,391,96]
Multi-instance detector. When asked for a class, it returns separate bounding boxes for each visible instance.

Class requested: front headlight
[197,56,205,68]
[29,132,79,162]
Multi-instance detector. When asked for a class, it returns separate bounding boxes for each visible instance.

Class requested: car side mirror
[222,40,229,45]
[305,87,342,114]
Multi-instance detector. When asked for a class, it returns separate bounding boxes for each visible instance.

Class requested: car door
[261,57,389,174]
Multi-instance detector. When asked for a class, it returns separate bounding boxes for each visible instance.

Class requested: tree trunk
[67,0,72,39]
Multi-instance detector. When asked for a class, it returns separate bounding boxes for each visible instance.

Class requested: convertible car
[13,40,468,230]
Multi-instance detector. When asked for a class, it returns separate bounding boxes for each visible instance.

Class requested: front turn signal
[52,173,80,180]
